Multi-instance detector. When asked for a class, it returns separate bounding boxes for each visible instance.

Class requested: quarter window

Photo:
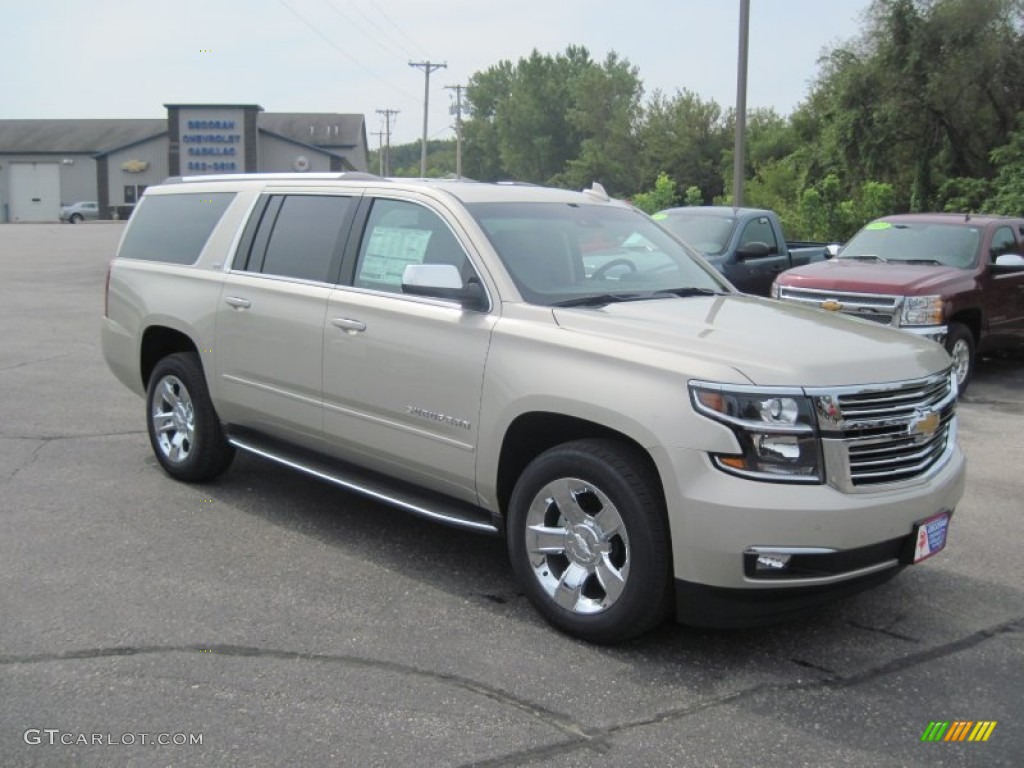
[118,192,236,264]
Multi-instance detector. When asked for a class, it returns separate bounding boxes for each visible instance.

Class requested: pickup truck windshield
[655,213,735,255]
[840,221,981,268]
[467,202,726,306]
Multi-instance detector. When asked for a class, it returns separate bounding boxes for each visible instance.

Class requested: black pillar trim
[167,106,181,176]
[244,108,259,172]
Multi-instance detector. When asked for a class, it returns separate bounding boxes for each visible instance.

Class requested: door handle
[224,296,252,309]
[332,317,367,333]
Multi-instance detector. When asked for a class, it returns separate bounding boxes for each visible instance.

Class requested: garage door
[9,163,61,222]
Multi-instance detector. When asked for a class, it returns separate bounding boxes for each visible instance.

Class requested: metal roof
[0,113,367,154]
[0,119,165,154]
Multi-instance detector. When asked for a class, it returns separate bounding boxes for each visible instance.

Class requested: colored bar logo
[921,721,997,742]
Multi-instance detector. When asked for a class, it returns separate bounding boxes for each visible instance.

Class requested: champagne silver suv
[102,173,966,643]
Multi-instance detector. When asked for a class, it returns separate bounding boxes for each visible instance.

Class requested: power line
[320,0,408,62]
[409,61,447,177]
[366,0,430,60]
[276,0,415,100]
[347,0,421,60]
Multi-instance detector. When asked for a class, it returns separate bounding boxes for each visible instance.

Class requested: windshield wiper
[888,258,943,265]
[656,287,724,298]
[552,288,722,307]
[840,254,889,263]
[553,293,661,308]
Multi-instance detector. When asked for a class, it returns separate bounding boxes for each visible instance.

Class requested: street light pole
[733,0,750,208]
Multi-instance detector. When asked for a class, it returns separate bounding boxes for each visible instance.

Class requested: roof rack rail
[163,171,387,184]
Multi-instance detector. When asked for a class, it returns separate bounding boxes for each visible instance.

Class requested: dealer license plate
[912,512,950,564]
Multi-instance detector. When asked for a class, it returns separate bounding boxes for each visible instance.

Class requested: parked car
[773,213,1024,393]
[59,201,99,223]
[653,206,831,296]
[102,175,964,643]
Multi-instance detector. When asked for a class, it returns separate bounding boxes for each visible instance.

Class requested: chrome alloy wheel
[950,337,971,388]
[150,374,195,464]
[524,477,631,615]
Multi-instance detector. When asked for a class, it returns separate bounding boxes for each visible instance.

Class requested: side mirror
[826,243,841,258]
[994,253,1024,267]
[735,241,771,259]
[401,264,488,310]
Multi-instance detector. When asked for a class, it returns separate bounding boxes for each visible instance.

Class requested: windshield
[466,202,728,306]
[653,212,735,255]
[840,221,981,268]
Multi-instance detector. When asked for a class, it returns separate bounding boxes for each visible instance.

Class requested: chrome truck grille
[808,370,957,492]
[776,286,899,326]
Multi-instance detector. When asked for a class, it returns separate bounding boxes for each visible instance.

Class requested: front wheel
[945,322,974,396]
[507,439,672,643]
[146,352,234,481]
[69,213,83,224]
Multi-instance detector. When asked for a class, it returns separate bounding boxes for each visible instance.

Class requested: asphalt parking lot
[1,222,1022,767]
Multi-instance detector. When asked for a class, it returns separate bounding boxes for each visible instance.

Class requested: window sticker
[360,227,432,285]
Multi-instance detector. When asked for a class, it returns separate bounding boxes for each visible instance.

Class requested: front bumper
[654,438,966,627]
[901,324,947,345]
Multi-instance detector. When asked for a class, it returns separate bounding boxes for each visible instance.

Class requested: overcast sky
[4,0,871,147]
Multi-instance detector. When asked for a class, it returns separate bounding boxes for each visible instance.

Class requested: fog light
[756,553,791,572]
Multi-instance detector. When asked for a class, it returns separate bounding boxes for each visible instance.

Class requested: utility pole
[732,0,750,207]
[445,84,465,179]
[409,60,447,177]
[370,130,384,175]
[375,108,399,176]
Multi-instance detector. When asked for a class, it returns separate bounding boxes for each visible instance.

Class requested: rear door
[215,192,357,443]
[320,195,496,502]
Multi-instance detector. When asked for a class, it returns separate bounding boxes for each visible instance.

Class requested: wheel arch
[495,411,667,521]
[140,326,200,390]
[948,308,981,342]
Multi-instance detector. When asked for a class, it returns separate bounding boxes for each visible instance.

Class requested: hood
[779,258,967,294]
[552,294,950,388]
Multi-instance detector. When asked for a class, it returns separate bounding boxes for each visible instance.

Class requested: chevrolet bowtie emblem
[821,299,843,311]
[908,410,940,442]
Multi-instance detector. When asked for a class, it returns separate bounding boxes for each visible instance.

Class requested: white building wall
[0,153,96,222]
[258,133,333,173]
[104,138,170,206]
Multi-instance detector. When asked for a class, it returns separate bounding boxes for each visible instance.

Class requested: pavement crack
[3,439,50,483]
[0,643,595,747]
[0,353,71,372]
[844,618,920,643]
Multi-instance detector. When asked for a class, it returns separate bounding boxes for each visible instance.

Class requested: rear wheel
[507,439,672,644]
[146,352,234,481]
[945,322,974,396]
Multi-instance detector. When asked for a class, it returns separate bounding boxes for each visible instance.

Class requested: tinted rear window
[118,192,236,264]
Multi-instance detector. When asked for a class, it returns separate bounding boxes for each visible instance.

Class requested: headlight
[689,382,823,483]
[899,295,944,326]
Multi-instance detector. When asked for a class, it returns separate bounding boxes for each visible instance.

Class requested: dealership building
[0,103,369,222]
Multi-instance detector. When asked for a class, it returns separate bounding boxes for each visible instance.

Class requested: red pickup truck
[772,213,1024,393]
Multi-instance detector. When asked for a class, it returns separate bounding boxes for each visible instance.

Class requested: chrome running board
[227,432,500,535]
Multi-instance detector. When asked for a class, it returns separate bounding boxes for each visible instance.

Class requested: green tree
[631,172,678,214]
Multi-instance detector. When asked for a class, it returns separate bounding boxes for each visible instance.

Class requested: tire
[945,322,975,396]
[507,439,672,644]
[146,352,234,481]
[70,213,83,224]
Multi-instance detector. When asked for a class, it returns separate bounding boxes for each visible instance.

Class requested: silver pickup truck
[102,174,966,643]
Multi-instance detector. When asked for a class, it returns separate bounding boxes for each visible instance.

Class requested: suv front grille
[777,286,900,326]
[809,370,957,492]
